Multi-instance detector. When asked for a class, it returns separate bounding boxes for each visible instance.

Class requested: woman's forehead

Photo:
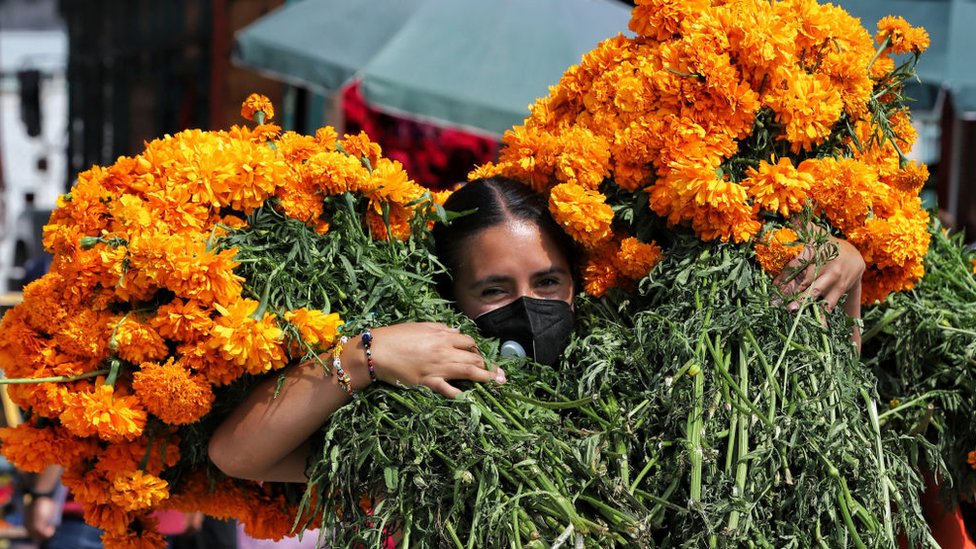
[458,221,569,279]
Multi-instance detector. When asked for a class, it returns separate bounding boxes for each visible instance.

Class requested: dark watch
[27,488,56,499]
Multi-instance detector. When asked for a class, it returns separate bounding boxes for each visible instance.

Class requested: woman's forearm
[208,339,370,483]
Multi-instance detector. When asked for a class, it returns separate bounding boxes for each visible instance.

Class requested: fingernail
[496,370,507,384]
[787,302,799,312]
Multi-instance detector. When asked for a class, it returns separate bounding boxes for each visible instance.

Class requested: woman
[208,176,865,483]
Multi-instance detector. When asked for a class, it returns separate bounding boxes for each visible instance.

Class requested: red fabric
[154,510,188,535]
[922,474,976,549]
[341,82,499,190]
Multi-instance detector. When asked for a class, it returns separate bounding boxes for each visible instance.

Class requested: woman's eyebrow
[531,267,569,278]
[469,274,513,289]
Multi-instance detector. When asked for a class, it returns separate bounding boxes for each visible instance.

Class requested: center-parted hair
[432,177,580,300]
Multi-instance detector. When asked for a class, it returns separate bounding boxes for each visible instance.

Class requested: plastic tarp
[233,0,631,134]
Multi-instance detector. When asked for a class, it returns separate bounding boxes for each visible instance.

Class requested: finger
[787,270,838,312]
[445,331,479,351]
[427,377,462,399]
[449,362,506,384]
[819,284,847,313]
[442,347,486,369]
[779,264,814,298]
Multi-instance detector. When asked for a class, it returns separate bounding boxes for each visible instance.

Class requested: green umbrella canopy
[834,0,976,113]
[233,0,632,134]
[233,0,424,92]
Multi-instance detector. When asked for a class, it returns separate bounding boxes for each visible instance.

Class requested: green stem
[728,343,750,533]
[860,308,906,343]
[0,369,111,384]
[863,389,893,541]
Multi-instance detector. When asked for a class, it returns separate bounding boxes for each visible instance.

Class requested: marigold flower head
[283,309,343,350]
[110,470,170,512]
[754,227,803,277]
[208,299,287,376]
[111,315,169,365]
[744,157,814,218]
[102,522,168,549]
[968,450,976,470]
[582,243,622,298]
[59,384,147,442]
[367,202,414,241]
[240,93,275,122]
[80,501,133,535]
[614,237,664,281]
[132,359,215,425]
[876,16,930,55]
[0,423,70,473]
[150,299,213,343]
[887,161,929,195]
[340,132,382,169]
[548,183,614,249]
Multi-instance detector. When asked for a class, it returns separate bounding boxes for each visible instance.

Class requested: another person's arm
[773,235,865,348]
[208,322,505,483]
[24,464,62,542]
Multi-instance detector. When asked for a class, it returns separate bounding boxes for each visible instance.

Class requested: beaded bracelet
[362,329,377,383]
[332,336,353,396]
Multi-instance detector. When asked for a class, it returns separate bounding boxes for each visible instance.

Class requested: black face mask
[474,297,574,367]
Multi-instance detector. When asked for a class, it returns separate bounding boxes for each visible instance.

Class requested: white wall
[0,30,68,292]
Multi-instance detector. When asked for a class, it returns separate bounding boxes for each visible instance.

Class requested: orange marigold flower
[283,309,343,350]
[132,359,215,425]
[548,182,614,249]
[314,126,339,150]
[208,299,287,376]
[240,93,275,122]
[968,450,976,470]
[743,157,814,218]
[111,315,169,365]
[339,132,382,169]
[366,158,425,206]
[754,227,803,277]
[768,72,844,153]
[80,501,133,535]
[102,523,168,549]
[468,161,506,182]
[629,0,711,41]
[238,486,299,541]
[131,233,244,306]
[110,470,169,512]
[59,384,147,442]
[0,306,49,378]
[0,423,66,473]
[876,16,930,55]
[303,150,370,195]
[99,438,181,477]
[582,244,621,298]
[887,161,929,195]
[367,203,414,241]
[151,299,213,343]
[614,237,664,280]
[274,178,324,225]
[972,258,976,275]
[276,131,322,164]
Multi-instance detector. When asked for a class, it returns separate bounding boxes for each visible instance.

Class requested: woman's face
[452,220,574,319]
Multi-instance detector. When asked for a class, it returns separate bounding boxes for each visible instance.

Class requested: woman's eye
[481,287,505,298]
[537,277,561,288]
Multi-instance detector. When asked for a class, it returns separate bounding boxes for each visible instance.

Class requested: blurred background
[0,0,972,299]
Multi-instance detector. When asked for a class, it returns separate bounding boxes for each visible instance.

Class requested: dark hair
[432,177,580,299]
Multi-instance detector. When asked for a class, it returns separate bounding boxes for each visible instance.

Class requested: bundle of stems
[219,192,933,547]
[862,221,976,495]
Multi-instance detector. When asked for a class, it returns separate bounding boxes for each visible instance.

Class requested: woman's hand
[773,235,865,317]
[367,322,506,398]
